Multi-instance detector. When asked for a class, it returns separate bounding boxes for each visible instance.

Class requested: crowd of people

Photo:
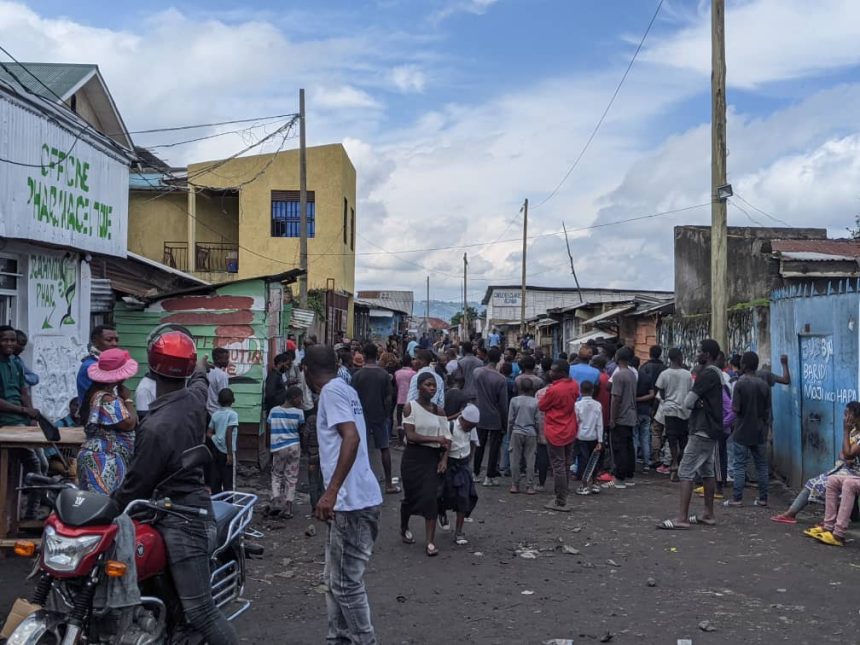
[4,321,860,644]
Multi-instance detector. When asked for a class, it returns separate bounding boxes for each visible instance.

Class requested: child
[507,378,539,494]
[439,404,480,545]
[267,386,305,519]
[575,380,604,496]
[48,397,79,476]
[208,388,238,494]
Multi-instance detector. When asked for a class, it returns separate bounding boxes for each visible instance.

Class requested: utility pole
[299,88,309,307]
[425,276,430,335]
[463,253,469,340]
[710,0,728,350]
[520,198,528,337]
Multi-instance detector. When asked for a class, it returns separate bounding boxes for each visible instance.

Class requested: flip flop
[426,543,439,557]
[401,529,415,544]
[803,526,826,539]
[688,514,716,526]
[656,519,690,530]
[770,515,797,525]
[814,530,845,547]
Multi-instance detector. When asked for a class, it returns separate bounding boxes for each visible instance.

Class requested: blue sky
[5,0,860,300]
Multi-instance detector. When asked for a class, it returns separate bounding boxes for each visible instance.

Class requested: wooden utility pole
[463,253,469,339]
[425,276,430,334]
[710,0,728,350]
[561,222,584,303]
[299,88,309,307]
[520,199,528,336]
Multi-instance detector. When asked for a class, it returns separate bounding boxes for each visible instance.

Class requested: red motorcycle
[9,447,259,644]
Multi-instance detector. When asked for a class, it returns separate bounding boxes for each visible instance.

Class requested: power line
[733,192,794,228]
[144,117,293,149]
[730,200,765,227]
[125,113,299,136]
[533,0,664,209]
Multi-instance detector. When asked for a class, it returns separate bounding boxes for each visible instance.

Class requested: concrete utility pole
[299,88,309,307]
[520,198,528,336]
[710,0,728,350]
[463,253,469,339]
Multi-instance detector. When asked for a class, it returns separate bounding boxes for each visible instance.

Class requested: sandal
[803,525,826,539]
[814,530,845,547]
[656,519,690,530]
[454,534,468,545]
[770,514,797,525]
[426,543,439,557]
[401,529,415,544]
[688,514,716,526]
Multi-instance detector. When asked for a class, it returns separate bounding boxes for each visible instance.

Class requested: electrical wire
[123,113,299,136]
[732,192,794,228]
[730,200,766,227]
[143,117,292,149]
[533,0,664,209]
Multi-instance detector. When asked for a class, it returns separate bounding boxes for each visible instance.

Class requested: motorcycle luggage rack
[210,560,250,621]
[210,491,258,557]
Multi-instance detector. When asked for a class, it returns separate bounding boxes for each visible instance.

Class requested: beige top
[403,401,451,449]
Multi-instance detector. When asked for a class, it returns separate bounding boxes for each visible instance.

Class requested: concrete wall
[673,226,826,316]
[187,143,356,294]
[128,191,187,262]
[770,281,860,487]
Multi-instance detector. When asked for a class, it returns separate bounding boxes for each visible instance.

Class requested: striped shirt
[267,405,305,452]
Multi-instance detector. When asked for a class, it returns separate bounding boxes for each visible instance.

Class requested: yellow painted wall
[195,194,239,244]
[128,191,188,263]
[186,143,356,295]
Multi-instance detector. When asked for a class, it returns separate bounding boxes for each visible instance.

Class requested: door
[799,335,836,482]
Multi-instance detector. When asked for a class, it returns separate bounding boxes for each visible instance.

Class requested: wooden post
[710,0,728,350]
[463,253,469,338]
[187,188,197,273]
[520,199,528,336]
[299,88,309,307]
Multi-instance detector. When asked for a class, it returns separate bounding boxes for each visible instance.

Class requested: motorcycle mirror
[181,444,212,471]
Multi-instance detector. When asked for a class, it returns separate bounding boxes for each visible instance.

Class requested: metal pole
[463,253,469,339]
[299,88,309,307]
[425,275,430,334]
[710,0,728,350]
[520,198,528,337]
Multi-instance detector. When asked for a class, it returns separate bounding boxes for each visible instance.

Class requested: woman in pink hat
[76,348,139,494]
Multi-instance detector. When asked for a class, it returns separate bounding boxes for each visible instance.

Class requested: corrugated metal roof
[90,279,114,313]
[356,290,413,315]
[0,63,96,100]
[289,307,315,330]
[772,239,860,258]
[568,330,614,347]
[581,303,635,326]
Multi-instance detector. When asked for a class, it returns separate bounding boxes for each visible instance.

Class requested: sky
[3,0,860,303]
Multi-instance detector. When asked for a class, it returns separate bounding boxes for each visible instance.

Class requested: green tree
[849,214,860,240]
[451,306,479,327]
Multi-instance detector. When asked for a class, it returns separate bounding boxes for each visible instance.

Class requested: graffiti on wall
[29,252,78,331]
[800,335,856,403]
[31,335,83,420]
[659,306,767,366]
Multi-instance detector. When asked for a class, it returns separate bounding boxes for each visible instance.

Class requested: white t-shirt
[207,367,230,415]
[135,376,157,412]
[316,378,383,512]
[449,418,479,460]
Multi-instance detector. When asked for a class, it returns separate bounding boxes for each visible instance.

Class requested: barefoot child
[267,386,305,518]
[439,403,480,545]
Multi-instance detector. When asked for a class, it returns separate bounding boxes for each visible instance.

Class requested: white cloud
[644,0,860,88]
[390,64,426,93]
[313,85,382,110]
[431,0,499,23]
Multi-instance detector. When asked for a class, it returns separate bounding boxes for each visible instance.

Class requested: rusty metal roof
[772,239,860,259]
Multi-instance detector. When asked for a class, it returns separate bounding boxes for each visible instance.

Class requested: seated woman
[77,349,139,494]
[400,372,451,557]
[771,402,860,525]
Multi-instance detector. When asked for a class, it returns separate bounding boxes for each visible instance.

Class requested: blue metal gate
[799,335,836,479]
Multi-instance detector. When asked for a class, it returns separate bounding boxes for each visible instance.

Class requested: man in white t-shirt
[304,345,382,645]
[207,347,230,416]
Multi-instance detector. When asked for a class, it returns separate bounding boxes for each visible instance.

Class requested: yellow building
[128,143,357,333]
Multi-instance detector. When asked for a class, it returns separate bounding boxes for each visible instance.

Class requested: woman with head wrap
[400,371,451,556]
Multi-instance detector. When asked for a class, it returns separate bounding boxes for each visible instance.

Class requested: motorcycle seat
[213,500,242,546]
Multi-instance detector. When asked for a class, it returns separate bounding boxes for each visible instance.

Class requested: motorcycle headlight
[42,525,102,573]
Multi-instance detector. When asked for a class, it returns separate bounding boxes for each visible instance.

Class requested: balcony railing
[163,242,239,273]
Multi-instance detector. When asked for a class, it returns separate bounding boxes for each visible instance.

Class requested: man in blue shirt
[569,346,600,395]
[487,329,501,348]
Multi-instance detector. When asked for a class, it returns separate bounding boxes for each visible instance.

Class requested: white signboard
[28,252,80,334]
[0,96,129,257]
[492,290,522,307]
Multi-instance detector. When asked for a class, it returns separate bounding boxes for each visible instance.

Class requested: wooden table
[0,425,85,543]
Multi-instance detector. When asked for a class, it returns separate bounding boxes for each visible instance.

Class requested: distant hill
[414,300,483,323]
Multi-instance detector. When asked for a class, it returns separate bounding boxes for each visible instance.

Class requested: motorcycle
[8,445,260,644]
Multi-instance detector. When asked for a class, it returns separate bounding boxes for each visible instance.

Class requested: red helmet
[148,329,197,378]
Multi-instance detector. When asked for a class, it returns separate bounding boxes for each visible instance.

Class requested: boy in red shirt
[538,360,580,512]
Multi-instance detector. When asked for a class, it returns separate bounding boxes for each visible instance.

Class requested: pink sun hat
[88,348,139,384]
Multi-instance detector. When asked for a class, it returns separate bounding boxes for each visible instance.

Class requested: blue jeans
[633,414,652,467]
[731,442,768,502]
[158,515,238,645]
[325,506,380,644]
[501,431,512,474]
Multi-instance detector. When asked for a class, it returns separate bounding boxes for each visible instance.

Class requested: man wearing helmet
[113,328,238,645]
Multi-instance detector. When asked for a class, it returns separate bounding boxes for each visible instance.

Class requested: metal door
[799,335,836,482]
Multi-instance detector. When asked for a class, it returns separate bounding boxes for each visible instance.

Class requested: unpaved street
[2,453,857,644]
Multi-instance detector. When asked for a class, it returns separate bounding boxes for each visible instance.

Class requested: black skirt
[400,443,443,521]
[439,456,478,516]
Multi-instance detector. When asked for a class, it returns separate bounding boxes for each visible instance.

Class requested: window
[350,207,355,251]
[343,198,348,245]
[0,256,20,327]
[271,190,315,238]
